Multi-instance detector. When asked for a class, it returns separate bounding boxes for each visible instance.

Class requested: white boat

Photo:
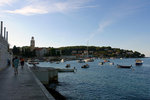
[84,58,94,62]
[77,59,85,63]
[117,64,132,68]
[109,62,114,65]
[28,60,39,65]
[61,59,65,63]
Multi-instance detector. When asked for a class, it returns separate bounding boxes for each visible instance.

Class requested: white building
[35,48,48,57]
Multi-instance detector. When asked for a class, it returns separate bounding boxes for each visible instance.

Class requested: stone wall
[0,21,10,70]
[0,36,10,69]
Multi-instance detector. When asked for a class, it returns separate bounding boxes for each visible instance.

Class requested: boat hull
[135,63,143,66]
[117,65,132,68]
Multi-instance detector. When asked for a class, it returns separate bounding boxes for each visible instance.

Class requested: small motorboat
[117,64,132,68]
[84,58,94,62]
[109,62,114,65]
[99,62,104,65]
[77,59,85,63]
[28,62,39,65]
[65,64,71,68]
[104,60,110,62]
[135,59,143,66]
[56,61,60,64]
[81,64,89,68]
[28,60,39,65]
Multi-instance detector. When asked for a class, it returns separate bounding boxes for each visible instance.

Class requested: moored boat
[135,59,143,66]
[56,61,60,64]
[28,62,39,65]
[61,59,65,63]
[103,60,110,62]
[84,58,94,62]
[65,64,71,68]
[109,62,114,65]
[99,62,104,65]
[77,59,85,63]
[117,64,132,68]
[28,60,39,65]
[81,64,89,68]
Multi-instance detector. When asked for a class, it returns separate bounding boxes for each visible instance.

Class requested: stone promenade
[0,64,54,100]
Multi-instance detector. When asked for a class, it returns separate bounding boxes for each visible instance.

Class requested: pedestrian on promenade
[13,57,19,75]
[12,57,15,67]
[20,58,25,69]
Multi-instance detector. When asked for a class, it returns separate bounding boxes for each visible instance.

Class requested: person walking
[20,58,25,69]
[13,57,19,75]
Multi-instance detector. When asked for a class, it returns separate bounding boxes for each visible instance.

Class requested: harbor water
[38,58,150,100]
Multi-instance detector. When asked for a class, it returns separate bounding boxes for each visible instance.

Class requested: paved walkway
[0,64,53,100]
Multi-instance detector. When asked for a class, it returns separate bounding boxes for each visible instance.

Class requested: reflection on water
[39,58,150,100]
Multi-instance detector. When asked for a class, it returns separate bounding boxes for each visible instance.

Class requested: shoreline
[45,86,66,100]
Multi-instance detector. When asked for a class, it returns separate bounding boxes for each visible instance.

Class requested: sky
[0,0,150,56]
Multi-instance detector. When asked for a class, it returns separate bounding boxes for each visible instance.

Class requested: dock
[56,68,75,72]
[0,64,55,100]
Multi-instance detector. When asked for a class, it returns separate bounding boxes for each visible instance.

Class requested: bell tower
[30,36,35,51]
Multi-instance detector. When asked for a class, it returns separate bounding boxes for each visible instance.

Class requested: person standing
[13,57,19,75]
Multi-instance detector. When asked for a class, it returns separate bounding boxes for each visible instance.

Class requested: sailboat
[84,41,94,62]
[61,59,65,63]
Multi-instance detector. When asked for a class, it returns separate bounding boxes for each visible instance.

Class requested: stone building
[30,36,35,51]
[0,21,11,70]
[35,48,48,58]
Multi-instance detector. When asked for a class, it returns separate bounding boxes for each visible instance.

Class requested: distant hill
[12,45,145,58]
[58,46,145,58]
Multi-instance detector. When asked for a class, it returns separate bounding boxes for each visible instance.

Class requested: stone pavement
[0,64,54,100]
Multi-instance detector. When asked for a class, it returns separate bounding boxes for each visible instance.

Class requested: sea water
[38,58,150,100]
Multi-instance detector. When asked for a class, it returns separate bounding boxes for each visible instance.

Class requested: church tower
[30,36,35,51]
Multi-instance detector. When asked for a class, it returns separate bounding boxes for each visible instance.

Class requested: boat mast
[87,41,89,58]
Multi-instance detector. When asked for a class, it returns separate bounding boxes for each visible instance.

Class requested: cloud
[6,5,48,15]
[5,0,96,15]
[86,1,150,41]
[0,0,16,6]
[87,20,112,41]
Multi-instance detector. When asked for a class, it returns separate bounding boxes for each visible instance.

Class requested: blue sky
[0,0,150,56]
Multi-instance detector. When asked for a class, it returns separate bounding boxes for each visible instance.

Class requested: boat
[28,60,39,65]
[61,59,65,63]
[103,60,110,62]
[135,59,143,66]
[109,62,114,65]
[56,61,60,64]
[77,59,85,63]
[117,64,132,68]
[84,41,94,62]
[28,62,39,65]
[81,64,89,68]
[84,58,94,62]
[99,62,104,65]
[56,68,75,72]
[65,64,71,68]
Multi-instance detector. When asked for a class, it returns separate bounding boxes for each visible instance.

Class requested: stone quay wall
[0,31,10,69]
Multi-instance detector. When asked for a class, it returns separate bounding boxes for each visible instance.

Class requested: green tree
[12,45,20,55]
